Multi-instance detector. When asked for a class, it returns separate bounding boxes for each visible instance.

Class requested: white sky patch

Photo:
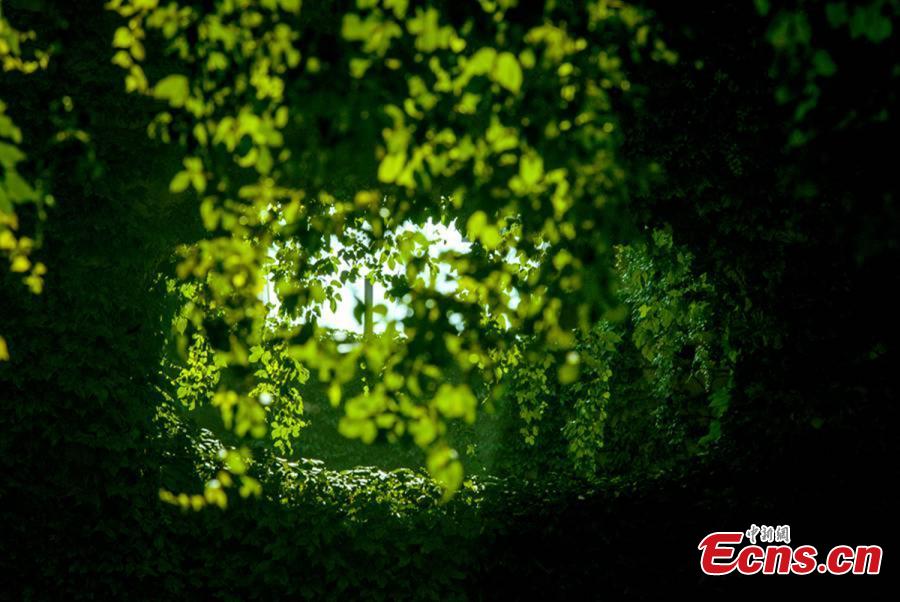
[263,218,473,334]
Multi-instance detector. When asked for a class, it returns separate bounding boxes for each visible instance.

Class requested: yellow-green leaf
[520,154,544,185]
[378,152,406,183]
[169,171,191,193]
[492,52,523,93]
[153,74,190,107]
[466,210,488,238]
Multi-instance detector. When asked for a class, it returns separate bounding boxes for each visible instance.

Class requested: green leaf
[378,152,406,183]
[558,362,579,384]
[433,384,476,422]
[153,75,190,107]
[467,47,496,75]
[480,225,501,250]
[0,141,25,168]
[112,27,133,48]
[169,171,191,193]
[426,446,464,499]
[3,170,35,203]
[278,0,302,14]
[850,5,893,42]
[825,3,848,27]
[812,49,836,76]
[492,52,523,93]
[466,210,487,238]
[519,154,544,186]
[328,382,341,407]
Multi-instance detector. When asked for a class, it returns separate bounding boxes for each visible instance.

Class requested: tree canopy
[1,0,896,597]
